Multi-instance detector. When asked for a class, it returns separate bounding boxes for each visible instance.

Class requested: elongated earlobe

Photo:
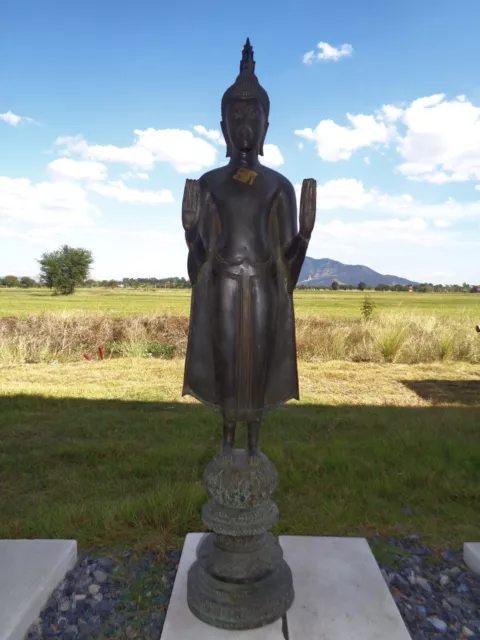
[258,121,269,156]
[220,121,232,158]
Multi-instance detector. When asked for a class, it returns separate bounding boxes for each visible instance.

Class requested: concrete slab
[281,536,411,639]
[0,539,77,640]
[464,542,480,575]
[161,533,284,639]
[161,533,411,639]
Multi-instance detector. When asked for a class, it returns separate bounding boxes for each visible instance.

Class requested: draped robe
[182,175,307,422]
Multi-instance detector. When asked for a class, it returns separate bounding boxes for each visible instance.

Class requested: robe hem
[181,383,300,416]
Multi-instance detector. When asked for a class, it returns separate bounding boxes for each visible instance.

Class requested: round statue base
[187,449,295,630]
[187,554,294,630]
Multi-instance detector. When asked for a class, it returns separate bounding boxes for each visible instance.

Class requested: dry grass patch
[1,312,478,365]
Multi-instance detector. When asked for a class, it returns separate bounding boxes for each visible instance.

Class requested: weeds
[0,311,478,365]
[360,294,376,321]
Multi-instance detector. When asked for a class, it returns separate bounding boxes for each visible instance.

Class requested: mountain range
[298,257,419,287]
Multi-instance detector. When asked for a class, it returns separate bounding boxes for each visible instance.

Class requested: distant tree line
[0,275,192,290]
[296,281,478,293]
[91,277,192,289]
[2,275,478,293]
[0,275,39,288]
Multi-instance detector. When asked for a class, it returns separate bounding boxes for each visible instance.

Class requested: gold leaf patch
[232,168,258,185]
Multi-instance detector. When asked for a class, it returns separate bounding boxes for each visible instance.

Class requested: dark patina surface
[182,38,316,630]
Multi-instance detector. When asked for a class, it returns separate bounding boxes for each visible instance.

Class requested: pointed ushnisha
[239,37,255,74]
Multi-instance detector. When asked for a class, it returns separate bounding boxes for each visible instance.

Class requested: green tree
[331,280,339,291]
[38,245,93,295]
[358,281,366,291]
[19,276,37,288]
[3,275,18,288]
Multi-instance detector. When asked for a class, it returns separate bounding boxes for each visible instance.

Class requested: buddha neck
[230,149,261,169]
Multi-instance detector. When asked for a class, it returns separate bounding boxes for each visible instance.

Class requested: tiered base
[161,534,412,640]
[188,554,294,630]
[186,449,294,630]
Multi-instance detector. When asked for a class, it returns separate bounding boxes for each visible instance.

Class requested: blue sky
[2,0,480,284]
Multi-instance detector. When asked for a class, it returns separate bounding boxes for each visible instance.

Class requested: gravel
[26,535,479,639]
[26,549,180,639]
[375,535,480,639]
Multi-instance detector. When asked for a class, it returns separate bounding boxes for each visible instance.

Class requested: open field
[0,359,479,552]
[1,287,479,318]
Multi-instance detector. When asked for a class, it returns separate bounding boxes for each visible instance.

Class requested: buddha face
[223,98,268,155]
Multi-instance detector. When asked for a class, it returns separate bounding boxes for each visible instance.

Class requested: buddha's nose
[238,124,253,138]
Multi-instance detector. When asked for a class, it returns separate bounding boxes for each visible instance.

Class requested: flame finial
[239,38,255,74]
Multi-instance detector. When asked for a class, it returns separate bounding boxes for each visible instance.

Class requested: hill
[298,257,418,287]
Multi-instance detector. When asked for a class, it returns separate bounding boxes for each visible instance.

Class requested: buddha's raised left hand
[299,179,316,240]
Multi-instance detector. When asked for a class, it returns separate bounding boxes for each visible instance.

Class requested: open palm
[299,179,316,239]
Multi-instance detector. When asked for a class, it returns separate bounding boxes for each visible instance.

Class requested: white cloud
[48,158,108,183]
[303,41,353,64]
[120,171,150,181]
[87,142,155,168]
[380,104,404,123]
[46,156,172,205]
[55,135,90,156]
[298,142,304,150]
[294,177,480,222]
[303,50,316,65]
[55,129,219,174]
[393,94,480,184]
[134,128,218,173]
[88,180,174,204]
[295,114,393,161]
[295,178,374,210]
[0,177,97,227]
[295,93,480,183]
[364,156,370,165]
[315,217,452,247]
[0,111,34,126]
[261,144,284,167]
[193,125,226,146]
[55,135,154,167]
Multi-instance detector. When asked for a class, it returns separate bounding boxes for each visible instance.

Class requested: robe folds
[182,202,300,422]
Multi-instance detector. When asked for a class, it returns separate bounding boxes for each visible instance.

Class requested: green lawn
[1,287,479,318]
[0,358,479,552]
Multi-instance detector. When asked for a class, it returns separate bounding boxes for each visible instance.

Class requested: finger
[193,180,200,207]
[190,180,199,208]
[300,181,308,209]
[307,180,316,209]
[302,179,309,199]
[186,180,196,211]
[182,183,190,210]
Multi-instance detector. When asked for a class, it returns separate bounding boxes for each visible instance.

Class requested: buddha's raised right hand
[182,179,201,234]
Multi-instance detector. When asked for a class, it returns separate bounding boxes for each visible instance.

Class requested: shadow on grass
[0,394,479,550]
[402,379,480,405]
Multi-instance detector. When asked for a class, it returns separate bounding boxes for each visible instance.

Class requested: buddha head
[221,39,270,157]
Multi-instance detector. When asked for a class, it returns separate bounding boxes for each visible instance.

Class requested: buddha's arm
[275,180,312,292]
[182,179,212,286]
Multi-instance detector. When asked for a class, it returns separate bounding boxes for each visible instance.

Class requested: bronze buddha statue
[182,38,316,459]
